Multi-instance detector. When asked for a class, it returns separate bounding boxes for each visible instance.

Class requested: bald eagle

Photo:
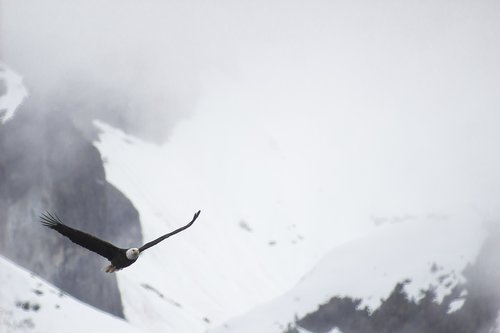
[41,210,201,273]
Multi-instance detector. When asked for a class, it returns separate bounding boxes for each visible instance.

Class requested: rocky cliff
[0,98,142,318]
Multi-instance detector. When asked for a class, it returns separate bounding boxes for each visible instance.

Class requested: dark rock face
[0,100,142,318]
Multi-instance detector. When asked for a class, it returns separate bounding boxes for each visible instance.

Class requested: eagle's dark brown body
[105,249,137,273]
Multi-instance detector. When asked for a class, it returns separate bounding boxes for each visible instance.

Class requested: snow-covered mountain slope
[0,63,28,124]
[211,214,485,333]
[94,117,380,332]
[89,7,500,328]
[94,110,489,333]
[0,255,142,333]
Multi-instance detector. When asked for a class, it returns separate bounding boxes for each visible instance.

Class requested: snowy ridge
[0,255,142,333]
[211,215,485,333]
[0,63,28,124]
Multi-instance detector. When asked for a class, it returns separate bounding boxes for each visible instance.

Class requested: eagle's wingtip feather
[40,212,61,228]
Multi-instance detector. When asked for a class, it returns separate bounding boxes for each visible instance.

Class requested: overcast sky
[3,0,500,224]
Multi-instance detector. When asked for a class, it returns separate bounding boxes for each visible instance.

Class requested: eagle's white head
[126,248,140,260]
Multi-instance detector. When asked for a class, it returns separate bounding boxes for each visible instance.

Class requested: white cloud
[0,63,28,124]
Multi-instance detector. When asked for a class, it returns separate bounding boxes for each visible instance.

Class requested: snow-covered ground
[0,255,142,333]
[0,63,28,124]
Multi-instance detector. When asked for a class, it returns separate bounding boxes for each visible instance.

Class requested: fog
[2,0,236,140]
[3,0,500,243]
[0,62,28,123]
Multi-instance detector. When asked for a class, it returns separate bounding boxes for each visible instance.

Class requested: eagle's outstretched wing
[139,210,201,252]
[41,212,120,261]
